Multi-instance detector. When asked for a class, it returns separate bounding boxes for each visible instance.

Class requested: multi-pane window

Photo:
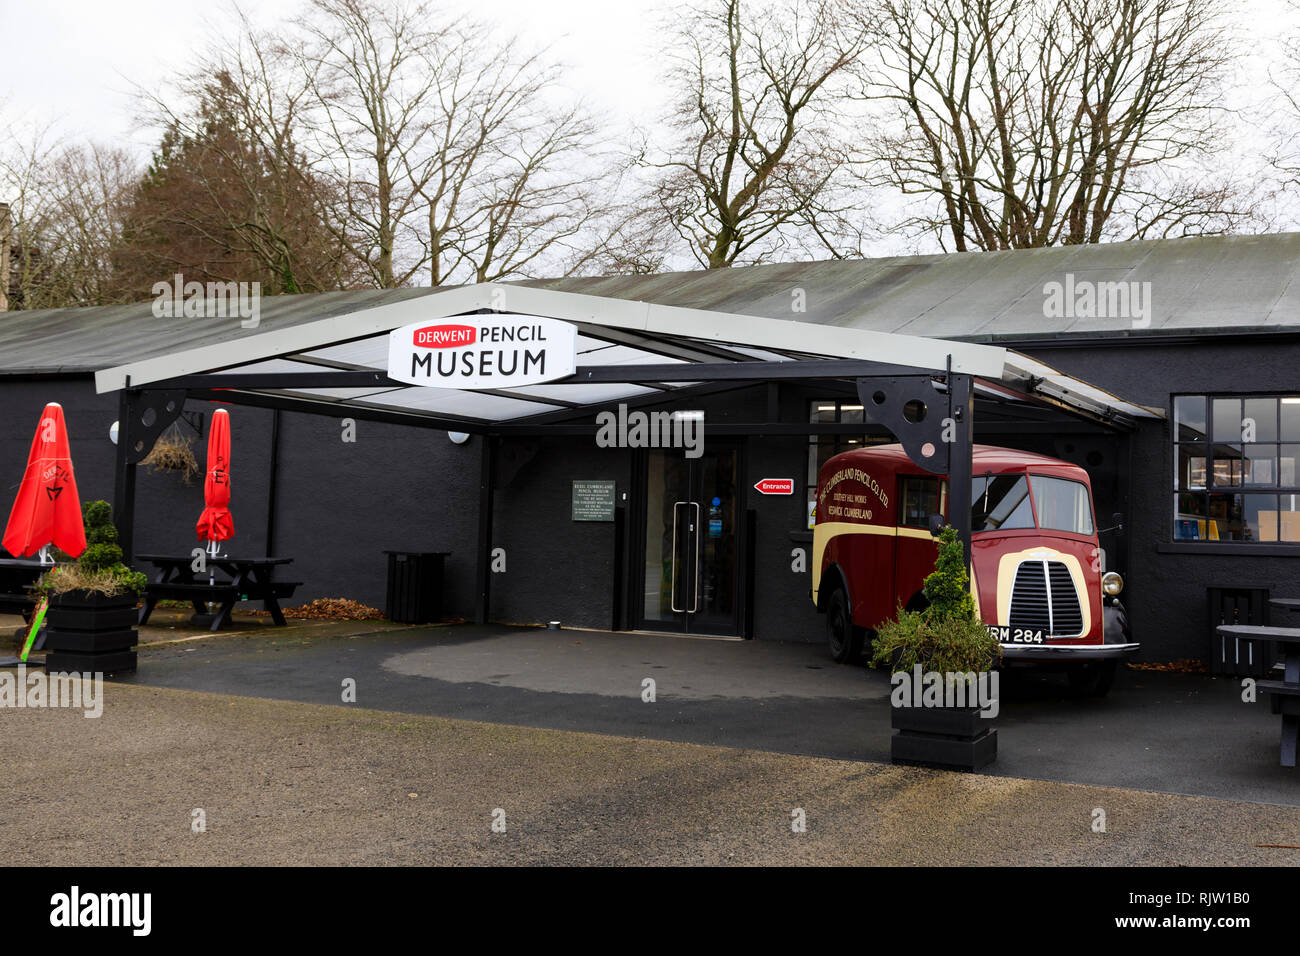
[806,400,891,528]
[1173,395,1300,544]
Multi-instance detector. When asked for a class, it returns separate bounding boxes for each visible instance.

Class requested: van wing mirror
[928,513,946,535]
[1098,512,1125,535]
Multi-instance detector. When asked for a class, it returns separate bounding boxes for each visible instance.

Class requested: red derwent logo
[413,324,476,348]
[754,478,795,495]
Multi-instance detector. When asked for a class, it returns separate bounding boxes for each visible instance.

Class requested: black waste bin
[1208,586,1275,677]
[385,551,448,624]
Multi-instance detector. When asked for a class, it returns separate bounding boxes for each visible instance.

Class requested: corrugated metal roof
[527,232,1300,341]
[2,232,1296,374]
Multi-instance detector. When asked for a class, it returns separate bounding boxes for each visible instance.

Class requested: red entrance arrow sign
[754,478,795,495]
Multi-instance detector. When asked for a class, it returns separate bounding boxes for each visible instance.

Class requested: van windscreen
[1029,475,1094,535]
[971,475,1034,531]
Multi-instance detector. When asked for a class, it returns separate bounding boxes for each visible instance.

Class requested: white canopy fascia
[94,282,1009,394]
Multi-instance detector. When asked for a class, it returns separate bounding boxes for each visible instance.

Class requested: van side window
[972,475,1035,531]
[899,476,942,528]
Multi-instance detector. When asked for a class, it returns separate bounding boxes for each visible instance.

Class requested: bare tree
[637,0,869,269]
[278,0,615,287]
[1268,0,1300,212]
[0,109,137,310]
[857,0,1258,250]
[410,30,614,285]
[128,13,364,296]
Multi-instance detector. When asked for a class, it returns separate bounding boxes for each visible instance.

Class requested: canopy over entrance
[96,283,1158,430]
[95,282,1161,620]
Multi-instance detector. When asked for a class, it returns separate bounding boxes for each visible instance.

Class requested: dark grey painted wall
[0,376,482,618]
[5,335,1296,661]
[1012,338,1300,661]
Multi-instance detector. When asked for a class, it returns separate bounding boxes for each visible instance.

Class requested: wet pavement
[99,622,1300,808]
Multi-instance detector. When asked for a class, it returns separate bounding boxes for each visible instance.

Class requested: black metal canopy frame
[112,354,1110,624]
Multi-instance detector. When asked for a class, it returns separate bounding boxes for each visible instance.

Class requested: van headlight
[1102,572,1124,596]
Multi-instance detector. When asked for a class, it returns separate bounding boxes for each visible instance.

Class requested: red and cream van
[812,443,1138,695]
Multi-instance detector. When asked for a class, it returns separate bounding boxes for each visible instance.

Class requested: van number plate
[987,625,1044,644]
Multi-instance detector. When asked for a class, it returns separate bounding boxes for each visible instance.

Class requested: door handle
[691,501,701,613]
[670,500,688,613]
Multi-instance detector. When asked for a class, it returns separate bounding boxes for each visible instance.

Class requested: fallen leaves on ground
[250,598,386,621]
[1128,658,1209,674]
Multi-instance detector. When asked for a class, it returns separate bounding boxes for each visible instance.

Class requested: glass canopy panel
[298,337,390,369]
[340,386,557,420]
[504,383,659,404]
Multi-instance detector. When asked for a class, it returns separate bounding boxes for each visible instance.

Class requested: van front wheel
[827,589,862,663]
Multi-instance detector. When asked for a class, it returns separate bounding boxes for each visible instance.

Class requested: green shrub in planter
[40,501,143,673]
[40,500,147,599]
[872,526,1001,771]
[870,526,1000,675]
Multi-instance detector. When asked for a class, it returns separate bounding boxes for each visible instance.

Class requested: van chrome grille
[1008,560,1084,637]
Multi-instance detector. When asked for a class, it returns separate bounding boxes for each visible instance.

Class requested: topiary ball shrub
[40,500,147,598]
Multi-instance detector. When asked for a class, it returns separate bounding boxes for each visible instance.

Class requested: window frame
[1171,393,1300,547]
[805,398,892,527]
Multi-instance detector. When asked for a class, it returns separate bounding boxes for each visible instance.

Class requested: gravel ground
[3,681,1299,866]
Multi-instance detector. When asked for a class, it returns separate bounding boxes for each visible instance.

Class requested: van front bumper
[999,642,1140,662]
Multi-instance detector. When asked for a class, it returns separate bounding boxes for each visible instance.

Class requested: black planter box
[42,628,138,653]
[47,590,139,632]
[890,704,998,771]
[42,590,141,673]
[45,650,137,675]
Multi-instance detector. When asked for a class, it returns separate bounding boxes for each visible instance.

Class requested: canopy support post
[855,360,975,569]
[113,387,187,565]
[113,389,139,565]
[948,371,974,568]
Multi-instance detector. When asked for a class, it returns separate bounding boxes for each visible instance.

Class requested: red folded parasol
[2,403,86,560]
[195,408,233,546]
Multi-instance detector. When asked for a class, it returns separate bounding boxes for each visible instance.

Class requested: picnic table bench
[1219,620,1300,767]
[137,554,300,632]
[0,558,44,624]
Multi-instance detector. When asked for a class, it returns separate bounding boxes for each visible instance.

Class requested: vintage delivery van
[812,443,1138,695]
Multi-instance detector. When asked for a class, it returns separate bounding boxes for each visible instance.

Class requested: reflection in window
[806,400,890,529]
[972,475,1034,531]
[1175,395,1207,442]
[1174,394,1300,545]
[1030,476,1094,535]
[900,476,943,528]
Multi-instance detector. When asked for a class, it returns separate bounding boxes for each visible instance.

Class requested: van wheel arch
[822,569,863,663]
[818,564,852,613]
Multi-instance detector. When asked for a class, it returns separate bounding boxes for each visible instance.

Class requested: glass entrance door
[639,446,740,634]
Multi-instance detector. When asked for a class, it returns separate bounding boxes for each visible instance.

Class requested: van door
[894,475,945,608]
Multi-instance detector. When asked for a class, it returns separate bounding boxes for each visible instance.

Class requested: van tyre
[827,589,862,663]
[1067,660,1117,697]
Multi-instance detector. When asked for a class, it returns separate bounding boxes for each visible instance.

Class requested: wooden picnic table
[1218,622,1300,767]
[136,554,300,632]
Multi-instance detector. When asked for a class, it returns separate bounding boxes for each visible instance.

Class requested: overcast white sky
[4,0,1300,255]
[1,0,673,153]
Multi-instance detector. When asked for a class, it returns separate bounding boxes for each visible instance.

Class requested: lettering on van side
[817,468,889,510]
